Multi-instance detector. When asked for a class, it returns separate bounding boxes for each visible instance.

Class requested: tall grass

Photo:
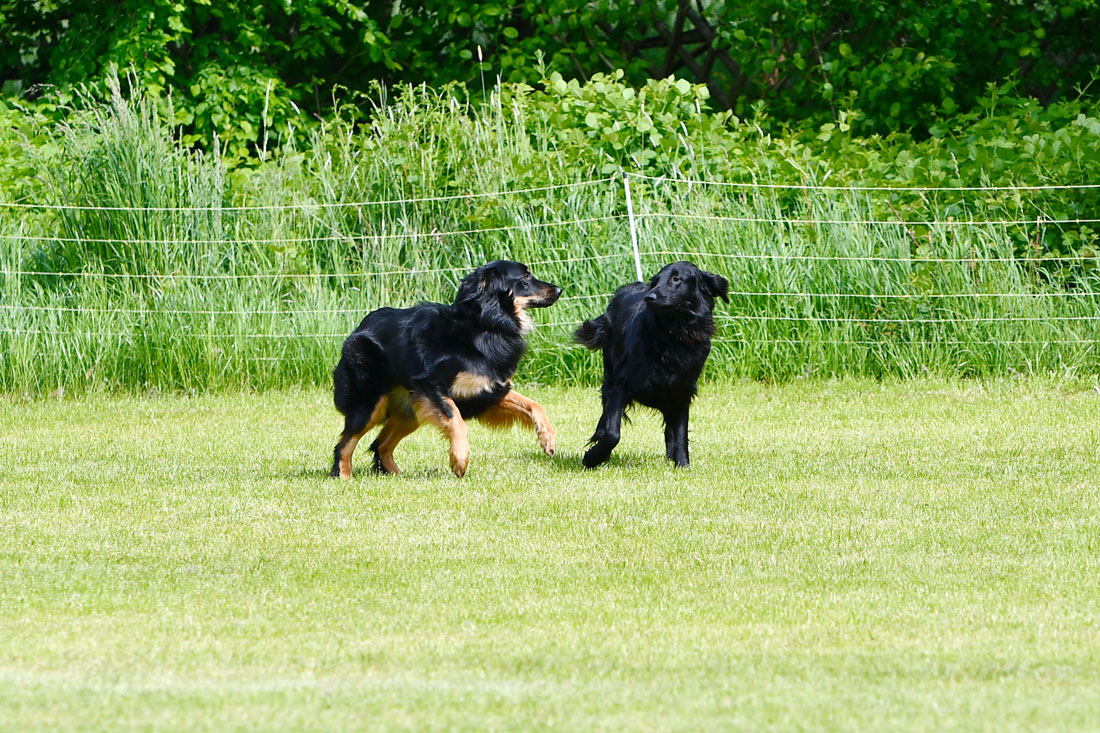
[2,81,1099,394]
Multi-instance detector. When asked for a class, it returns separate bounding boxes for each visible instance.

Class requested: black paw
[370,451,390,474]
[582,446,610,469]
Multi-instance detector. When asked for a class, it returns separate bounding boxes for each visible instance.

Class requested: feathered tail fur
[573,315,610,350]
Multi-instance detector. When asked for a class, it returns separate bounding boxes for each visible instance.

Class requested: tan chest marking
[513,295,536,334]
[450,371,503,399]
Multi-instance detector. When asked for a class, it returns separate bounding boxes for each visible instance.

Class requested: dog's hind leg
[476,390,556,457]
[662,405,690,468]
[413,395,470,478]
[369,415,420,474]
[582,391,628,469]
[331,396,388,479]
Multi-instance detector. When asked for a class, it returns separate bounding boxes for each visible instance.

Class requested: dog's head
[643,261,729,316]
[455,260,562,332]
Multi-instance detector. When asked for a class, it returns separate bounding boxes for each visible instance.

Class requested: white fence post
[622,172,644,282]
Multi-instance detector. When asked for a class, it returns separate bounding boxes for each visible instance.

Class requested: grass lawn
[2,379,1099,729]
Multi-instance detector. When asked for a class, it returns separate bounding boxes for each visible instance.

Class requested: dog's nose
[552,286,563,298]
[644,292,658,303]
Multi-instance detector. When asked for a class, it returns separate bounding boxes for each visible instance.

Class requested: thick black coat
[574,261,728,468]
[332,260,561,478]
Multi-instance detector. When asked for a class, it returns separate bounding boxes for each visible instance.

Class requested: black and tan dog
[574,261,728,469]
[331,260,562,478]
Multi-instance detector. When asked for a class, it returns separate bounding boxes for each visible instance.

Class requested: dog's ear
[480,263,509,298]
[456,263,504,302]
[455,264,511,324]
[456,266,487,306]
[700,270,729,303]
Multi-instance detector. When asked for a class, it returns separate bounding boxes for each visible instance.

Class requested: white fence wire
[2,172,1099,352]
[624,171,1100,192]
[0,178,618,211]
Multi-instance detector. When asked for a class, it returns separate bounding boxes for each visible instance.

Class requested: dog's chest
[629,338,709,395]
[652,335,709,369]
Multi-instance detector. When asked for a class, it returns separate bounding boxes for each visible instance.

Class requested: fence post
[622,171,643,282]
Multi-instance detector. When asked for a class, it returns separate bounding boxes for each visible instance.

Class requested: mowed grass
[2,379,1099,729]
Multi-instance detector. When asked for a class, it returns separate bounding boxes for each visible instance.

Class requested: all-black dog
[574,261,728,468]
[331,260,562,478]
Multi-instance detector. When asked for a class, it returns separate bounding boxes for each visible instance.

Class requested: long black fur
[574,261,728,468]
[331,260,561,477]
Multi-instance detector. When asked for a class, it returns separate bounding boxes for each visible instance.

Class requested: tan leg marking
[476,389,556,457]
[413,396,470,477]
[372,416,420,475]
[338,396,389,479]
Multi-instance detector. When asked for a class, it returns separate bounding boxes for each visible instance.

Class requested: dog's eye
[671,275,681,283]
[523,273,531,281]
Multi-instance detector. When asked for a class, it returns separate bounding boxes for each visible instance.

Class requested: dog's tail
[333,332,386,415]
[573,315,609,350]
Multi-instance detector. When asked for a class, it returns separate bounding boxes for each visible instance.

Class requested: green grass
[2,379,1099,729]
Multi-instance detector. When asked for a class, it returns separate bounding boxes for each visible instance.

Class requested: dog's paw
[538,430,556,457]
[450,449,470,478]
[582,447,608,469]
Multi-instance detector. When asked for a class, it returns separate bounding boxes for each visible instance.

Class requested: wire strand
[0,254,628,280]
[6,306,1099,325]
[641,212,1100,226]
[646,249,1099,264]
[7,214,627,244]
[626,171,1100,192]
[5,327,1100,347]
[0,178,617,212]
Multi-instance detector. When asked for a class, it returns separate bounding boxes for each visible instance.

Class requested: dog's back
[573,282,645,352]
[332,305,420,416]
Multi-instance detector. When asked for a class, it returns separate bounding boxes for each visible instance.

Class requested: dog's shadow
[286,465,340,481]
[541,449,653,474]
[281,448,649,481]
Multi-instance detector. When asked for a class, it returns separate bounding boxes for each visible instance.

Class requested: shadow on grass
[278,445,659,482]
[541,449,659,474]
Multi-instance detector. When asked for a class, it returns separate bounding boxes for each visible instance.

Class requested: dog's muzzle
[534,285,563,307]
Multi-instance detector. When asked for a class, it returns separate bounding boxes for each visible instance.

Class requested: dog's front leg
[583,391,628,469]
[663,406,690,468]
[477,390,556,457]
[413,394,470,477]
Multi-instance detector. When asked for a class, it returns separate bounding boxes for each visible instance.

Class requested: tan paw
[538,428,556,457]
[450,449,470,478]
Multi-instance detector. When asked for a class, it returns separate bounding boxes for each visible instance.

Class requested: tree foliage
[1,0,1098,157]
